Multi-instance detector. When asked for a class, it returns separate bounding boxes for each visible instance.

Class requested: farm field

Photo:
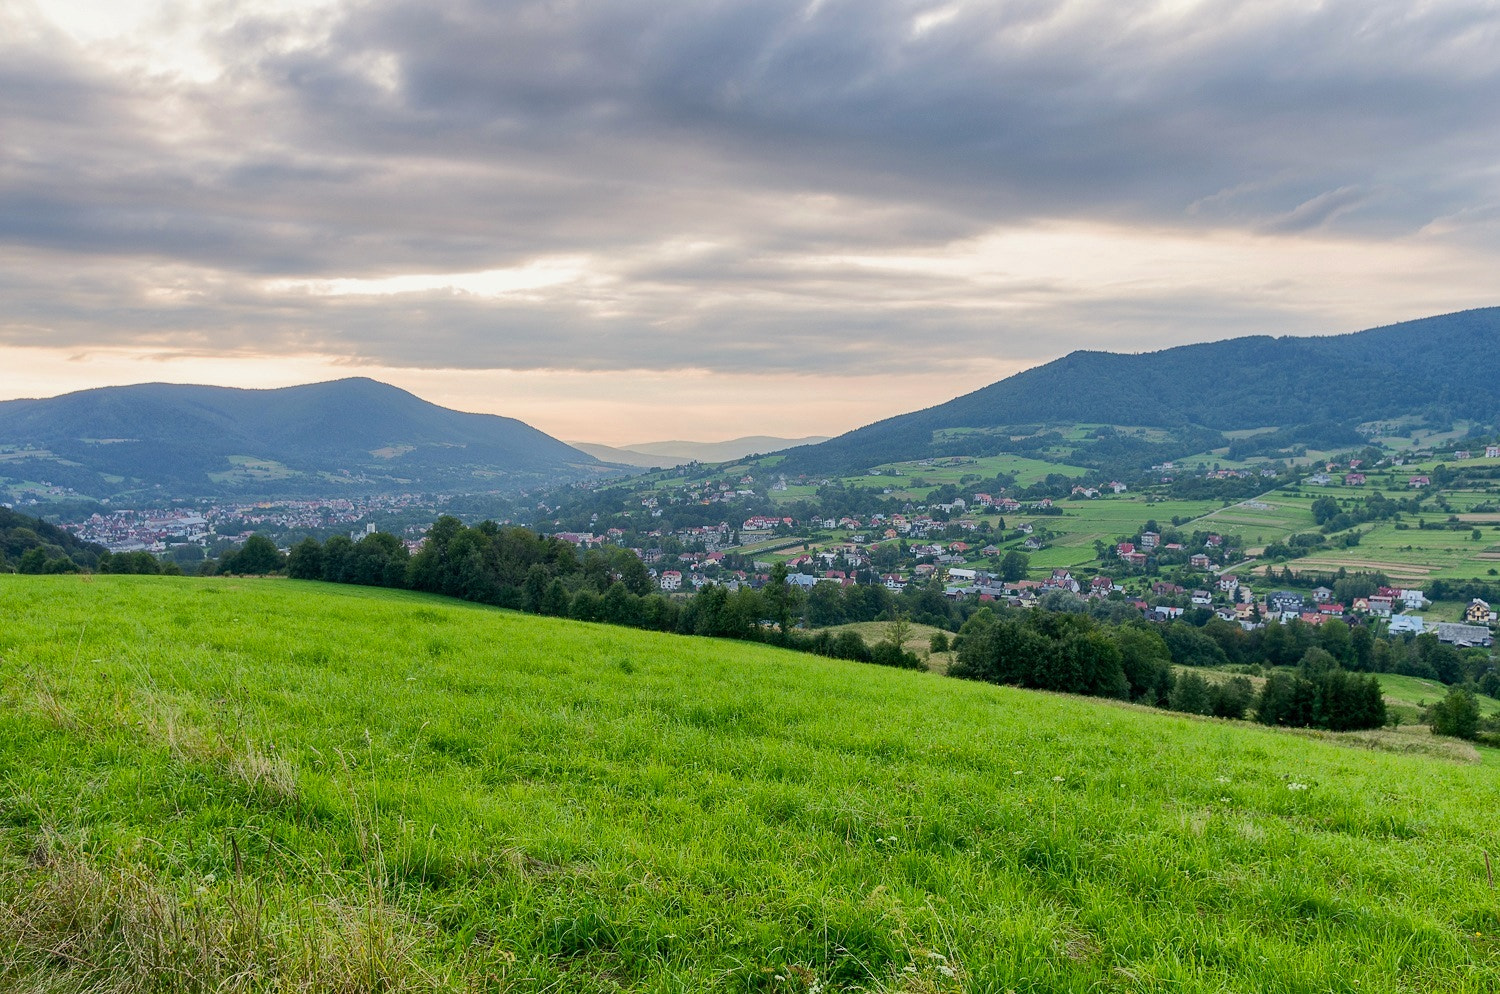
[809,453,1092,500]
[1289,519,1500,582]
[1196,496,1317,553]
[3,576,1500,992]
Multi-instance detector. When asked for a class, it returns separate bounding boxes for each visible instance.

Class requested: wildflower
[925,952,947,962]
[1013,770,1024,775]
[1287,782,1308,791]
[1216,776,1231,784]
[939,965,956,977]
[1052,776,1065,782]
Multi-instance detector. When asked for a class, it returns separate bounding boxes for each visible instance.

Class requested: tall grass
[2,575,1499,991]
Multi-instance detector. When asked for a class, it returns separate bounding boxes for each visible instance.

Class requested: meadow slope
[2,576,1499,992]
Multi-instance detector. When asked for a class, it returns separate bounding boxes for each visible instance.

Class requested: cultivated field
[3,576,1500,991]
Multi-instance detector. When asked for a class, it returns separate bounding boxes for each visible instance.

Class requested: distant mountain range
[0,378,607,501]
[778,307,1500,474]
[569,436,832,468]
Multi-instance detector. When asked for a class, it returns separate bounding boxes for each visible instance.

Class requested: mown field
[3,576,1500,992]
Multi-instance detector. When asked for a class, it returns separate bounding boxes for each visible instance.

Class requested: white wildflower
[1287,782,1308,791]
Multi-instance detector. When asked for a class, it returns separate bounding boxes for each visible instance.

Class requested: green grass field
[4,576,1500,992]
[1005,498,1223,572]
[1195,496,1316,553]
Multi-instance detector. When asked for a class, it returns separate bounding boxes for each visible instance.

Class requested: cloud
[1,0,1498,385]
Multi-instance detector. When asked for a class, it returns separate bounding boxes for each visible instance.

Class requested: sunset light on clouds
[4,0,1498,443]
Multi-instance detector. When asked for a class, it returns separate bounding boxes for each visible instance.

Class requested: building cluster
[64,495,430,553]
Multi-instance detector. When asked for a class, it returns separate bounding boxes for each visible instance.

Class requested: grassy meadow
[3,575,1500,992]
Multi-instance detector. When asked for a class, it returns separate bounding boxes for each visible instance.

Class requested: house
[1388,615,1425,635]
[1152,581,1185,596]
[1140,532,1160,549]
[1366,595,1393,618]
[1090,576,1116,595]
[1398,588,1427,611]
[1318,602,1345,617]
[1121,551,1147,566]
[1456,450,1472,460]
[659,570,683,591]
[1205,534,1223,547]
[1267,591,1305,615]
[1308,473,1332,485]
[1344,473,1366,486]
[1116,542,1135,556]
[1191,589,1213,607]
[1217,574,1240,594]
[1409,476,1430,488]
[1024,537,1044,551]
[1189,553,1212,569]
[1436,622,1493,648]
[1487,446,1500,459]
[1109,481,1128,493]
[1465,598,1495,625]
[1312,586,1333,603]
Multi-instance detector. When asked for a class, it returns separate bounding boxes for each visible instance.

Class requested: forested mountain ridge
[777,307,1500,474]
[0,378,607,499]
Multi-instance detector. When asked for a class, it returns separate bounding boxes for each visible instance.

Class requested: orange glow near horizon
[0,346,1028,447]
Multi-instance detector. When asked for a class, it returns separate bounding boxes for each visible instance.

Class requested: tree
[222,534,285,575]
[1113,625,1174,705]
[1429,686,1481,740]
[999,550,1030,582]
[1169,671,1214,715]
[883,612,912,652]
[17,547,49,574]
[287,538,324,580]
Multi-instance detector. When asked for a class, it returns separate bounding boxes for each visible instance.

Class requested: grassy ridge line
[1,576,1499,992]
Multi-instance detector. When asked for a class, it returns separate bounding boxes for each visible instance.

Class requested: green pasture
[4,575,1500,991]
[1288,519,1500,582]
[1196,497,1317,551]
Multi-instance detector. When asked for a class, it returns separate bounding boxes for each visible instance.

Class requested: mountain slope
[779,307,1500,473]
[0,377,605,499]
[0,506,105,569]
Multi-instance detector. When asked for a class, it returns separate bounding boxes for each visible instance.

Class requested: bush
[1428,686,1481,740]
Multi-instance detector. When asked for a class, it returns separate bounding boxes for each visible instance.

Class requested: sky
[2,0,1498,445]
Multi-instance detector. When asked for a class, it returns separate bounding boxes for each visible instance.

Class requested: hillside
[779,307,1500,474]
[3,575,1498,992]
[570,435,832,468]
[0,377,608,501]
[0,507,105,571]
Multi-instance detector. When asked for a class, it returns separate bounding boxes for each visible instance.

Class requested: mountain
[569,435,832,468]
[777,307,1500,474]
[0,378,608,500]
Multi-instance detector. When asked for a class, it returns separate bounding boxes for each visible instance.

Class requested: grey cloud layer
[2,0,1498,373]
